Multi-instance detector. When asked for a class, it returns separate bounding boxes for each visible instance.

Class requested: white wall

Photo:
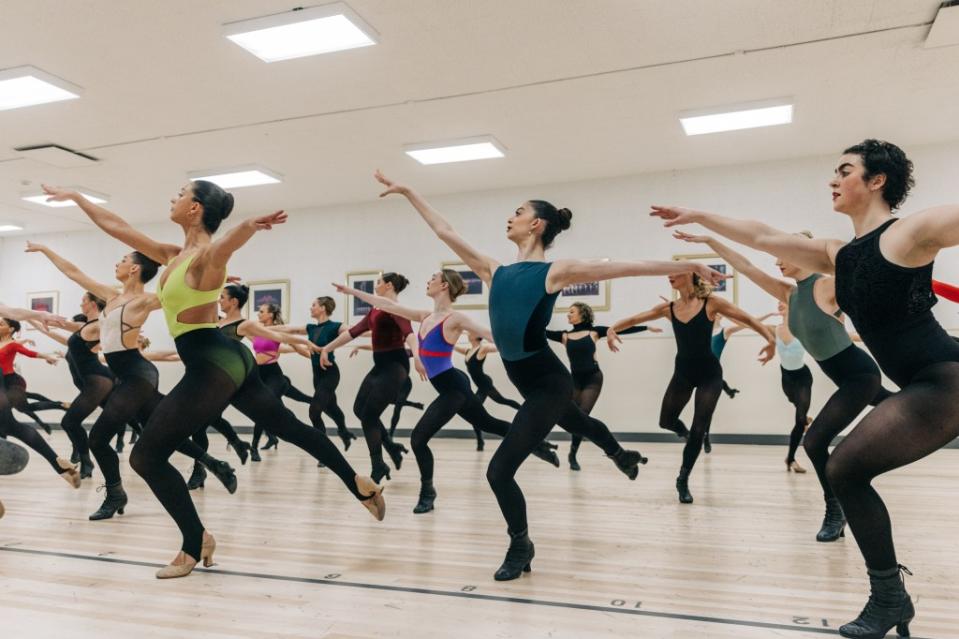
[2,141,958,435]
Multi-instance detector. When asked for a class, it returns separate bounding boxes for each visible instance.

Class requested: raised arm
[25,242,117,301]
[890,205,959,267]
[606,303,670,352]
[375,171,500,284]
[546,258,727,294]
[207,211,288,267]
[26,321,72,346]
[0,304,66,328]
[332,283,430,323]
[708,297,776,364]
[651,206,844,274]
[41,185,181,265]
[671,231,794,303]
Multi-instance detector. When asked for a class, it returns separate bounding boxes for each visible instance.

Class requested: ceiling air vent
[925,1,959,48]
[13,143,99,167]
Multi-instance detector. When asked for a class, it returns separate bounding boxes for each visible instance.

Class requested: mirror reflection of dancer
[337,271,560,514]
[374,170,725,581]
[608,273,775,504]
[652,139,959,638]
[546,302,660,471]
[41,181,385,579]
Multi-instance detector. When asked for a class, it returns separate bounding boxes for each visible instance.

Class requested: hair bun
[556,207,572,230]
[222,193,235,219]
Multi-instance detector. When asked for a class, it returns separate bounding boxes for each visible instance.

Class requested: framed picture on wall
[345,270,381,321]
[441,261,488,309]
[671,253,739,304]
[26,291,59,330]
[244,280,291,322]
[554,258,611,312]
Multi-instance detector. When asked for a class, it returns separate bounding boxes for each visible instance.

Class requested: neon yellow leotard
[156,254,224,338]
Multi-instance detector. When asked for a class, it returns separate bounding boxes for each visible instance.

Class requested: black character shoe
[493,528,535,581]
[839,565,914,639]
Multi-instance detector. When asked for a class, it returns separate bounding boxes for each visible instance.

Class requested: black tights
[89,378,162,485]
[412,369,510,482]
[780,366,813,463]
[474,382,522,411]
[131,329,363,561]
[251,362,285,448]
[827,361,959,571]
[354,351,409,468]
[659,357,723,472]
[0,381,62,474]
[388,376,421,435]
[309,365,349,433]
[192,417,243,452]
[61,374,114,464]
[488,349,622,534]
[569,370,604,456]
[803,345,887,501]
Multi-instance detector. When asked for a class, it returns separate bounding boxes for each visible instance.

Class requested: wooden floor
[1,432,956,639]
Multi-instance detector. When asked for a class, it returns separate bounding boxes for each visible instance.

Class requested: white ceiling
[0,0,956,234]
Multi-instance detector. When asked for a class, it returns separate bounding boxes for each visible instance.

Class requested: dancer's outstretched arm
[333,283,430,323]
[606,304,671,352]
[708,297,776,364]
[546,258,727,294]
[25,242,117,302]
[0,304,65,328]
[651,205,843,274]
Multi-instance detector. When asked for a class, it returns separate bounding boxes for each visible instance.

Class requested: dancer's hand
[672,230,712,244]
[414,358,428,381]
[692,263,730,286]
[319,349,333,369]
[41,184,79,204]
[226,275,243,284]
[36,311,68,330]
[349,347,361,358]
[374,170,409,197]
[252,210,287,231]
[42,354,60,365]
[606,328,622,352]
[650,205,699,227]
[332,283,357,296]
[24,241,48,253]
[647,326,664,333]
[757,341,776,365]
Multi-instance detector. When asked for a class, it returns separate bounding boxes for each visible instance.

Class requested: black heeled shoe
[494,529,535,581]
[703,433,712,454]
[187,462,206,490]
[371,460,392,483]
[413,481,436,514]
[261,434,279,450]
[249,446,262,462]
[384,441,407,470]
[89,482,128,521]
[337,427,357,451]
[839,565,914,639]
[79,456,95,480]
[228,440,252,465]
[70,448,80,464]
[817,497,846,542]
[203,458,238,494]
[530,441,560,467]
[608,449,647,480]
[676,467,694,504]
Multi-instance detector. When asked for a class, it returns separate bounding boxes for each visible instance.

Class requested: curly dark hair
[842,139,914,210]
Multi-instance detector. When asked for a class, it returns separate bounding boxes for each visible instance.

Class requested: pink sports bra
[251,335,280,364]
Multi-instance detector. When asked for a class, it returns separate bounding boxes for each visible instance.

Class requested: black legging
[3,374,52,432]
[659,356,723,472]
[780,365,813,463]
[283,377,313,404]
[251,362,285,448]
[827,360,959,571]
[89,376,162,485]
[412,368,512,482]
[0,377,63,474]
[568,369,604,456]
[474,378,522,410]
[130,328,367,562]
[192,417,244,452]
[488,348,623,534]
[803,345,890,501]
[60,374,114,465]
[309,364,349,433]
[354,350,409,468]
[388,376,422,434]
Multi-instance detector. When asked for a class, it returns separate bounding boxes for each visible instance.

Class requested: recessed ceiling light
[21,189,107,208]
[188,166,282,189]
[0,224,23,233]
[404,136,506,165]
[223,3,378,63]
[0,66,82,111]
[679,100,793,136]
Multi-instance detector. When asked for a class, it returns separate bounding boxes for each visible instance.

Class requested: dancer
[336,271,561,513]
[26,242,239,520]
[320,272,416,483]
[347,345,426,437]
[546,302,660,470]
[608,274,775,504]
[271,295,358,449]
[670,228,893,540]
[455,337,521,450]
[652,139,959,638]
[42,181,385,579]
[373,170,725,581]
[0,320,62,433]
[0,306,78,489]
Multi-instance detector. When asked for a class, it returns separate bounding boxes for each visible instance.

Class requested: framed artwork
[671,253,739,304]
[244,280,291,322]
[554,258,611,312]
[26,291,59,329]
[442,261,488,309]
[346,270,381,321]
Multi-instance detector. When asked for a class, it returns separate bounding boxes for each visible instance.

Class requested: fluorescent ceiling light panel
[223,3,378,62]
[0,224,23,233]
[404,137,506,165]
[680,100,793,136]
[22,189,107,208]
[189,166,282,189]
[0,66,82,111]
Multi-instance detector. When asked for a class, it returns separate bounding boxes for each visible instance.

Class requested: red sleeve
[348,313,371,339]
[13,343,39,358]
[933,279,959,304]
